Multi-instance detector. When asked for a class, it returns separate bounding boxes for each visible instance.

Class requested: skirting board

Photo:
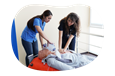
[80,52,98,56]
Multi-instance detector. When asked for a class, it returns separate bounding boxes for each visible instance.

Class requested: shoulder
[60,19,65,24]
[33,18,42,26]
[34,18,42,24]
[34,18,43,22]
[34,18,40,21]
[58,19,66,30]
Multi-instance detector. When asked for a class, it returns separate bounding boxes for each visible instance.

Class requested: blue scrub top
[21,18,46,42]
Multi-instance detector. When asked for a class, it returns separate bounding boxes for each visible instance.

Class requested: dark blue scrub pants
[62,37,76,51]
[21,39,38,66]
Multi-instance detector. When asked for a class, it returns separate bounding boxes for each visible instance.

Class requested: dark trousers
[21,39,38,66]
[62,37,76,51]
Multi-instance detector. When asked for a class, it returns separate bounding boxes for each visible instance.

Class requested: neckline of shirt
[38,18,45,26]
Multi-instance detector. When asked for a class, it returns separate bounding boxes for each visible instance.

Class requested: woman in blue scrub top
[58,13,80,53]
[21,10,53,66]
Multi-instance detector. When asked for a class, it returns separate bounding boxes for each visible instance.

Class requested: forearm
[64,35,74,50]
[58,37,62,49]
[39,31,49,41]
[58,31,63,49]
[35,26,49,41]
[39,35,43,48]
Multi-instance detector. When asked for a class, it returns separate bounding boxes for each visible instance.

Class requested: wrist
[63,48,66,52]
[42,44,46,47]
[59,48,61,50]
[47,39,49,42]
[42,44,44,47]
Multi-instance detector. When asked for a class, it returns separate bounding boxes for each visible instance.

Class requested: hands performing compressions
[58,49,71,54]
[38,43,71,60]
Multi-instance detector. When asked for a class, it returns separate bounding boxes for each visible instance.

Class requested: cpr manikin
[38,44,94,71]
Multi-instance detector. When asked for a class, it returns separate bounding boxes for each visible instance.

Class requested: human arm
[39,34,44,48]
[58,20,64,50]
[63,35,74,52]
[58,30,63,49]
[35,26,53,44]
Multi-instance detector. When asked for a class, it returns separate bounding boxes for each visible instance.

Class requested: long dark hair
[59,13,80,37]
[27,10,53,31]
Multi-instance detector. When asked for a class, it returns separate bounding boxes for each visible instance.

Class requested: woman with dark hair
[21,10,53,66]
[58,13,80,53]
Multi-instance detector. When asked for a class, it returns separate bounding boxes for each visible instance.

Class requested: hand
[58,49,63,53]
[58,49,66,54]
[63,49,66,53]
[51,51,56,55]
[47,40,53,46]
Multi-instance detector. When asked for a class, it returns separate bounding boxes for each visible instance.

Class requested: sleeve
[42,23,46,31]
[58,20,64,31]
[42,27,44,31]
[33,18,40,26]
[71,28,76,36]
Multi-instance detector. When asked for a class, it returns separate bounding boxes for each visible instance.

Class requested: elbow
[38,30,43,36]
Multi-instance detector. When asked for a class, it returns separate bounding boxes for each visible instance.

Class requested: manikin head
[38,44,56,59]
[38,49,51,60]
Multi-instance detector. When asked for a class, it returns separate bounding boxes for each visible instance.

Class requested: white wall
[15,5,89,63]
[15,6,74,63]
[0,4,115,65]
[0,4,89,65]
[89,27,104,55]
[73,5,90,53]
